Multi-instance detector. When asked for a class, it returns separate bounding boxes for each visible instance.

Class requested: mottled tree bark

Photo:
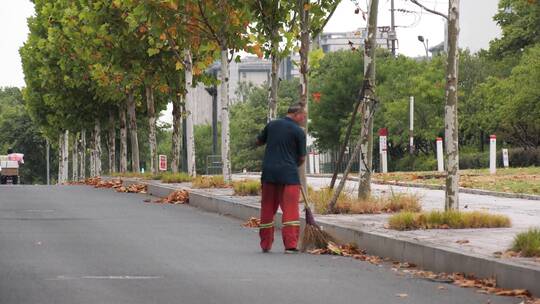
[445,0,460,210]
[267,37,281,122]
[72,132,79,181]
[80,130,86,179]
[220,48,231,182]
[127,90,140,173]
[119,103,128,173]
[297,0,310,191]
[62,130,69,182]
[108,109,116,174]
[171,94,183,173]
[146,85,157,175]
[94,118,102,177]
[357,0,379,200]
[184,49,197,176]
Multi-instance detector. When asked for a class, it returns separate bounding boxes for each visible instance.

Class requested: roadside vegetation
[373,167,540,195]
[512,228,540,257]
[160,172,193,184]
[309,188,421,215]
[191,175,228,189]
[388,210,511,230]
[232,179,261,196]
[111,172,162,180]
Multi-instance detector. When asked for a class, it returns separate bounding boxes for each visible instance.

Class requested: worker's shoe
[284,248,299,254]
[262,249,270,253]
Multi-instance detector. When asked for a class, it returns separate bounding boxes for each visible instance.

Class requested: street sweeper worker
[256,103,306,253]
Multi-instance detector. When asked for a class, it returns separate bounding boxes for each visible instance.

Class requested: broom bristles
[300,206,337,252]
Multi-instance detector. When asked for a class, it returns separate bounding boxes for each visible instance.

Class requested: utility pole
[390,0,396,56]
[409,96,414,154]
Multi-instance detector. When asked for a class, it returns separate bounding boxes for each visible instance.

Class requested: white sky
[0,0,500,89]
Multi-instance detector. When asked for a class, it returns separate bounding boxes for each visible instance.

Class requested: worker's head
[7,148,13,154]
[286,104,306,125]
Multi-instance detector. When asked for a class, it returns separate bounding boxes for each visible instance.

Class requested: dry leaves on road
[456,239,470,244]
[154,190,189,204]
[82,177,123,189]
[115,184,147,194]
[307,242,384,265]
[242,217,261,228]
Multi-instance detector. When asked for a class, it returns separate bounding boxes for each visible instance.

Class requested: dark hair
[287,103,305,114]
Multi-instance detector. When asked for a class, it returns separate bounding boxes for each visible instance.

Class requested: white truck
[0,153,24,184]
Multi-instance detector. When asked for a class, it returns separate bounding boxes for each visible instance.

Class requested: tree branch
[409,0,448,20]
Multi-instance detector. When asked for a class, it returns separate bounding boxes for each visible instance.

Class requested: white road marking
[48,275,163,280]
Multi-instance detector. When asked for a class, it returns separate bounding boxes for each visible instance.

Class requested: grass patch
[388,210,511,230]
[160,172,193,183]
[373,167,540,195]
[191,175,228,188]
[512,228,540,257]
[308,188,421,214]
[232,179,261,196]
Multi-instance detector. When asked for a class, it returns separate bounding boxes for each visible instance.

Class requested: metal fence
[205,155,222,175]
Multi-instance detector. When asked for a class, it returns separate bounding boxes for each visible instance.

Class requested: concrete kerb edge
[304,174,540,201]
[109,177,540,297]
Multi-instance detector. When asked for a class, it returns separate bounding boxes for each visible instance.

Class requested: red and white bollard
[490,134,497,174]
[436,137,444,172]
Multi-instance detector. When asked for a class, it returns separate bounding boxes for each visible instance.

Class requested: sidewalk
[116,175,540,297]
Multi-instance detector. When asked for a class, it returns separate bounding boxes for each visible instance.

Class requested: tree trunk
[94,118,102,177]
[328,0,379,212]
[63,130,69,182]
[445,0,460,210]
[220,48,231,182]
[298,0,310,190]
[184,49,197,177]
[127,90,140,173]
[72,132,79,181]
[80,130,86,179]
[171,93,183,173]
[58,133,63,184]
[108,109,116,174]
[119,103,128,173]
[358,0,379,200]
[89,130,95,178]
[267,39,281,122]
[146,85,157,175]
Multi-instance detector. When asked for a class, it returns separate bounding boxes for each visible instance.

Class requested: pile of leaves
[242,217,261,228]
[308,242,383,265]
[115,183,147,194]
[79,177,124,189]
[153,190,189,204]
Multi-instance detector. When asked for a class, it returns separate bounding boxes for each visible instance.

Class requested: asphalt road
[0,185,519,304]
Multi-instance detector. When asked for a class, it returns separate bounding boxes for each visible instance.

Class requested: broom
[299,185,337,252]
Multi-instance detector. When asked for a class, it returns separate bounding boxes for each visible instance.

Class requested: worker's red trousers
[259,183,301,251]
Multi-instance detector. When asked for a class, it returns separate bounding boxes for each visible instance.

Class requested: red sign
[378,128,388,136]
[436,137,443,142]
[159,155,167,171]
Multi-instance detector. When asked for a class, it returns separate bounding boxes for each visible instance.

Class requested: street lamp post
[417,35,429,59]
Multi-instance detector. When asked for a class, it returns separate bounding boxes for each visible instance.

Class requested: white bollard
[379,128,388,173]
[502,148,509,168]
[436,137,444,172]
[490,134,497,174]
[314,153,320,174]
[308,152,315,174]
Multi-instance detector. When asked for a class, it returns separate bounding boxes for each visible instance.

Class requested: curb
[303,174,540,201]
[120,178,540,297]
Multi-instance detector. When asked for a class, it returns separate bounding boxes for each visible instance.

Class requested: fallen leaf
[456,239,470,244]
[396,293,408,298]
[437,285,447,290]
[242,217,260,228]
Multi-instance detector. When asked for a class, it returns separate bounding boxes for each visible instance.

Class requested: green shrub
[512,228,540,257]
[388,210,511,230]
[232,179,261,196]
[160,172,193,183]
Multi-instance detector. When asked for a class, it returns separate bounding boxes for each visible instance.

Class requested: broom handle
[299,184,310,209]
